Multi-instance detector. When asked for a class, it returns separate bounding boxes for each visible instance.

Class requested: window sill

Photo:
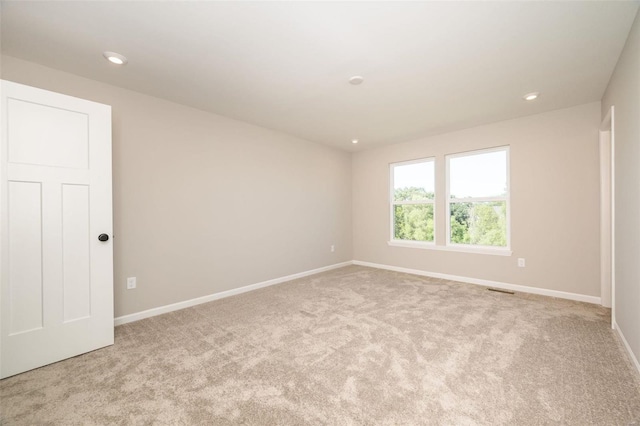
[387,240,512,256]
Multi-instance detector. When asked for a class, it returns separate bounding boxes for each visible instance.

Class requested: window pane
[393,161,434,201]
[394,204,434,242]
[450,201,507,247]
[449,150,507,198]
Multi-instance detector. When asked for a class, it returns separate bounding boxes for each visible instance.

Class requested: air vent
[487,288,515,295]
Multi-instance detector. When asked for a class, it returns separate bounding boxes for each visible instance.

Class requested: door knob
[98,234,109,242]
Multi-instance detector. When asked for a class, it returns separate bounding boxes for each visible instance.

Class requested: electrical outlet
[330,245,335,252]
[517,258,525,268]
[127,277,137,289]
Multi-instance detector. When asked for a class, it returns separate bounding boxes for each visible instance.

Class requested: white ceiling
[1,1,638,151]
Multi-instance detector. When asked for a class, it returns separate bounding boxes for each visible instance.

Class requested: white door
[1,80,114,378]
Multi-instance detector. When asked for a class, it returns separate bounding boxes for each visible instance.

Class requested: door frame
[600,105,615,326]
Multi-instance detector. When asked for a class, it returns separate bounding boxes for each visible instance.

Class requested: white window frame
[389,157,436,246]
[445,146,511,253]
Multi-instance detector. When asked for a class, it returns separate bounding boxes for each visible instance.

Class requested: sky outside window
[393,151,507,199]
[393,161,434,197]
[449,150,507,198]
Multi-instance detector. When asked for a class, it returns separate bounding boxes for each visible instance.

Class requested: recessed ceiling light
[352,139,359,144]
[103,51,128,65]
[349,76,364,85]
[523,92,539,101]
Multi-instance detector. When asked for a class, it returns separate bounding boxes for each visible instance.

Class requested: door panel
[8,181,43,335]
[62,184,91,322]
[8,98,89,169]
[1,80,113,378]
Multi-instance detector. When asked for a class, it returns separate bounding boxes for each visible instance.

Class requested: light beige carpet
[1,265,640,425]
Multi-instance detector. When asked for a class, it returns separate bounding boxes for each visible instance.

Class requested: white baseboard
[352,260,602,305]
[114,261,353,326]
[115,259,603,326]
[613,320,640,375]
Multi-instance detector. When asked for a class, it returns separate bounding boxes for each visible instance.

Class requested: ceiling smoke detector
[349,76,364,85]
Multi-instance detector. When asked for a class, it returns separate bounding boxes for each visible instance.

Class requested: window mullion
[449,196,506,203]
[393,200,435,206]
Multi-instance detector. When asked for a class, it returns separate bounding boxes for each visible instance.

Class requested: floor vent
[487,288,515,295]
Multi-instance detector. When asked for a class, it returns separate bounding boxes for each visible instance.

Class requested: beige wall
[1,55,352,318]
[0,54,608,319]
[352,102,601,297]
[602,11,640,363]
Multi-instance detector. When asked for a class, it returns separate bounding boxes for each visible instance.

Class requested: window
[446,147,509,248]
[390,158,435,243]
